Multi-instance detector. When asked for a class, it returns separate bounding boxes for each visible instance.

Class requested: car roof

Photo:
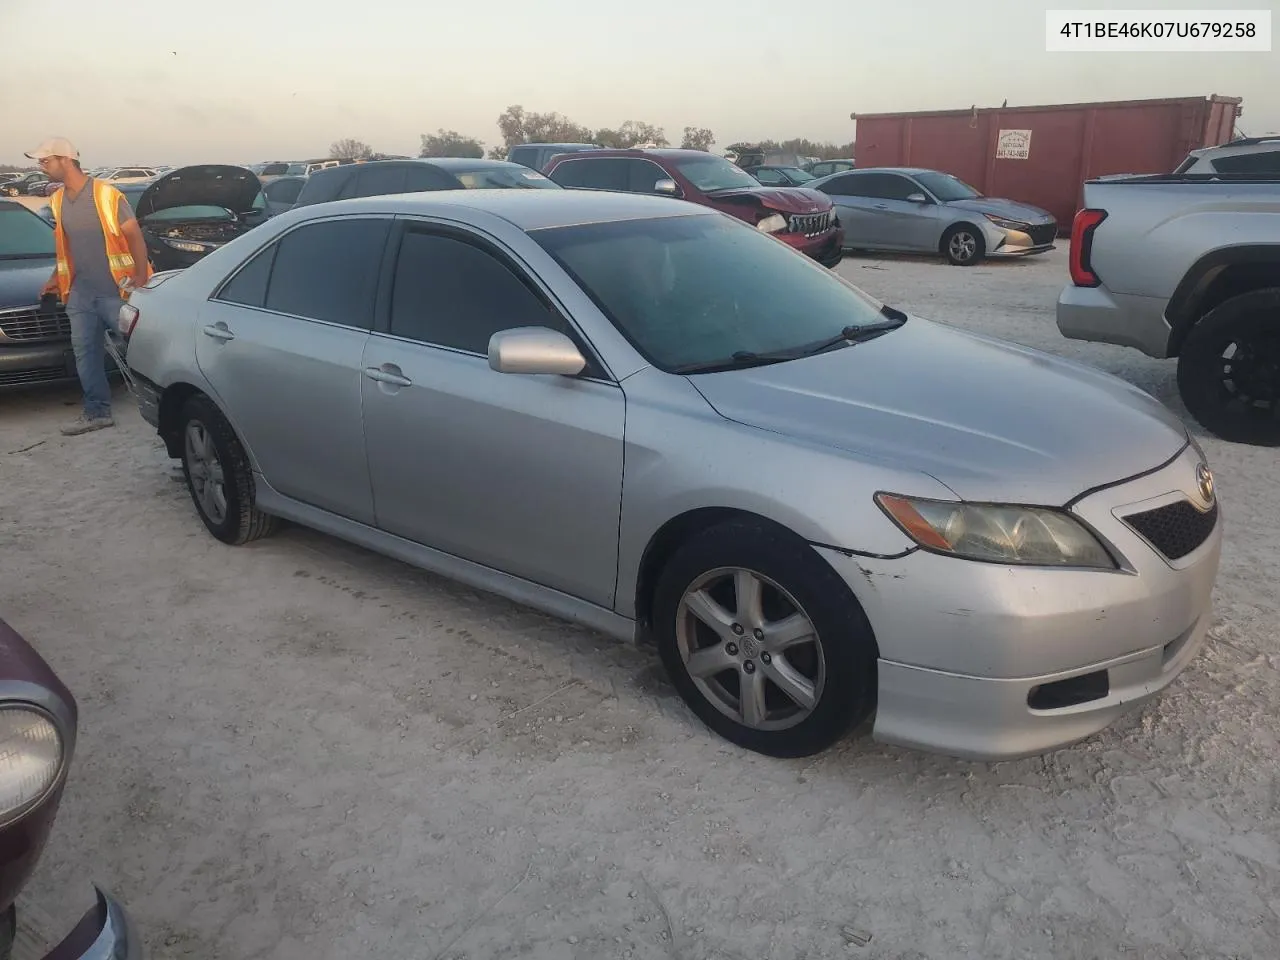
[383,157,526,171]
[300,188,713,232]
[551,148,725,161]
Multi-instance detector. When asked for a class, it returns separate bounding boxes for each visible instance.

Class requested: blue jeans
[66,287,122,418]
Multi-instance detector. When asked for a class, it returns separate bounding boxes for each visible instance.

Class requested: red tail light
[117,302,140,336]
[1068,208,1107,287]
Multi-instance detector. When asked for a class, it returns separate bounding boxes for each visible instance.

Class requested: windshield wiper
[674,309,908,374]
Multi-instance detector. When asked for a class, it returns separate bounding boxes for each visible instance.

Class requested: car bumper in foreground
[41,888,143,960]
[816,442,1222,760]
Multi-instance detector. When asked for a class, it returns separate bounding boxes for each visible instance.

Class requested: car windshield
[533,213,891,372]
[455,168,562,190]
[913,171,981,201]
[777,167,815,182]
[0,204,56,258]
[670,156,763,192]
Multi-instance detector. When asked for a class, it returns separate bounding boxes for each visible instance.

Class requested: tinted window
[354,164,408,197]
[753,168,786,185]
[506,146,539,169]
[534,214,889,373]
[818,173,860,196]
[1212,150,1280,174]
[260,163,289,176]
[265,178,303,204]
[550,157,630,191]
[404,164,466,192]
[217,243,276,307]
[389,229,561,353]
[293,169,347,205]
[264,218,389,327]
[626,159,670,193]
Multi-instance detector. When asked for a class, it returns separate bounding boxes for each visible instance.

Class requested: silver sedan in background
[121,190,1219,760]
[811,166,1058,265]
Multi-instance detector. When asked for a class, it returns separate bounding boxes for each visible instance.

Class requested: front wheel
[1177,288,1280,446]
[179,394,280,544]
[942,224,985,266]
[653,519,878,757]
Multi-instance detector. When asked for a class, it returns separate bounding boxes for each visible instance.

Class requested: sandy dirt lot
[3,245,1277,960]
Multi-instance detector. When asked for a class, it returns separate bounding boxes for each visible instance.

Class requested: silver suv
[1175,136,1280,175]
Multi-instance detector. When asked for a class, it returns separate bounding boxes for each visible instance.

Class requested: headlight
[0,706,64,824]
[876,493,1116,568]
[984,214,1028,231]
[163,238,208,253]
[756,213,788,234]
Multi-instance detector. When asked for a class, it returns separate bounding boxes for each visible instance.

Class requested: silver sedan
[810,166,1058,265]
[121,190,1221,760]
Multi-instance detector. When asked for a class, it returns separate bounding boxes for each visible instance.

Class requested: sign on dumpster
[996,129,1032,159]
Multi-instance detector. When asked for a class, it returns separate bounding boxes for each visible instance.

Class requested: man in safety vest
[28,137,152,436]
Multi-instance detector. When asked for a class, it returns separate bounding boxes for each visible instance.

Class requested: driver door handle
[363,364,412,387]
[202,323,235,341]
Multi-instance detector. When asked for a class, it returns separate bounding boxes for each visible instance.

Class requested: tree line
[330,105,854,163]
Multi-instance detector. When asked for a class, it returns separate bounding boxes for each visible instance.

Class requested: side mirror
[488,327,586,376]
[906,193,930,203]
[653,178,681,197]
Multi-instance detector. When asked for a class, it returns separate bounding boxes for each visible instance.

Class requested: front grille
[0,308,72,343]
[0,366,69,386]
[1123,499,1218,561]
[788,211,833,237]
[1025,222,1057,246]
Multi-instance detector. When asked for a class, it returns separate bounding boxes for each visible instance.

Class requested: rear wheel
[1176,288,1280,446]
[942,224,985,266]
[653,518,878,757]
[179,394,280,544]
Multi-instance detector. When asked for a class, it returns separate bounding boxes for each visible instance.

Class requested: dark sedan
[1,173,50,197]
[291,157,562,207]
[0,617,142,959]
[126,165,268,270]
[0,200,82,390]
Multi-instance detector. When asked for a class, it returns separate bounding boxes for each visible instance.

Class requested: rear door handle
[202,323,235,341]
[873,204,889,210]
[363,365,412,387]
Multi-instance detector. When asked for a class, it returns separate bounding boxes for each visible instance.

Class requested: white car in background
[99,167,160,184]
[1174,135,1280,175]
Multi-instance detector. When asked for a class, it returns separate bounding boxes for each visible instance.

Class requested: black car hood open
[133,165,261,219]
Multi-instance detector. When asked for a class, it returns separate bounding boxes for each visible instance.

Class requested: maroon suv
[543,149,844,267]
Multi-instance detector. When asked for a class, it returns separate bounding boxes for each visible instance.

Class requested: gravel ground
[3,245,1277,960]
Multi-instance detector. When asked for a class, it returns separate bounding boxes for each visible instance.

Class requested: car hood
[687,318,1188,505]
[944,196,1055,224]
[134,165,261,218]
[0,257,56,311]
[707,186,831,214]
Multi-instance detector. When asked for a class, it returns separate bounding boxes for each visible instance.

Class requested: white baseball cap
[25,137,79,160]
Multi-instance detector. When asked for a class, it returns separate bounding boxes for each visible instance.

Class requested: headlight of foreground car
[0,706,63,825]
[756,213,788,234]
[876,493,1116,568]
[984,214,1028,231]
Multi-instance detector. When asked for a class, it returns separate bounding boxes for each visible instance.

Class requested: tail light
[117,302,140,336]
[1068,208,1107,287]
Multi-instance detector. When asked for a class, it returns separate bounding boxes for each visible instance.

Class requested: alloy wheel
[675,567,826,731]
[948,230,977,263]
[184,420,228,525]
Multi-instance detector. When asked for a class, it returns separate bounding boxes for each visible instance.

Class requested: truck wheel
[179,394,280,544]
[942,224,985,266]
[652,518,878,758]
[1176,288,1280,446]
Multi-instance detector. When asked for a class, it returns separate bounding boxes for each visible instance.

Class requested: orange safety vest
[49,179,152,301]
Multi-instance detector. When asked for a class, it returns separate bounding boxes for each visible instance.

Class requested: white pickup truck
[1057,174,1280,446]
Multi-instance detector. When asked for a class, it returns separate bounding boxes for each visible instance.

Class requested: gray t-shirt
[59,179,135,299]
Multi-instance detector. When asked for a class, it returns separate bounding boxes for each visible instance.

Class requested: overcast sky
[2,0,1275,166]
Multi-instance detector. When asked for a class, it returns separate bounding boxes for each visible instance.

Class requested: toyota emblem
[1196,462,1215,504]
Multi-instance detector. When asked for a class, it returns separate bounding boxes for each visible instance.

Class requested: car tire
[942,224,985,266]
[652,518,878,758]
[178,393,280,544]
[1176,287,1280,446]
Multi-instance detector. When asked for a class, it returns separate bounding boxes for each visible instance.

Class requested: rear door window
[820,173,870,197]
[353,164,408,198]
[1211,150,1280,174]
[549,158,630,191]
[262,218,390,328]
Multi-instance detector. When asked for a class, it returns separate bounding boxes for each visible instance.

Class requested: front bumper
[818,443,1222,760]
[780,226,844,264]
[41,887,143,960]
[986,222,1057,258]
[1057,282,1175,358]
[0,343,78,390]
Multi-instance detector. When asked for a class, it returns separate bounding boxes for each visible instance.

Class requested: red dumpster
[851,95,1242,232]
